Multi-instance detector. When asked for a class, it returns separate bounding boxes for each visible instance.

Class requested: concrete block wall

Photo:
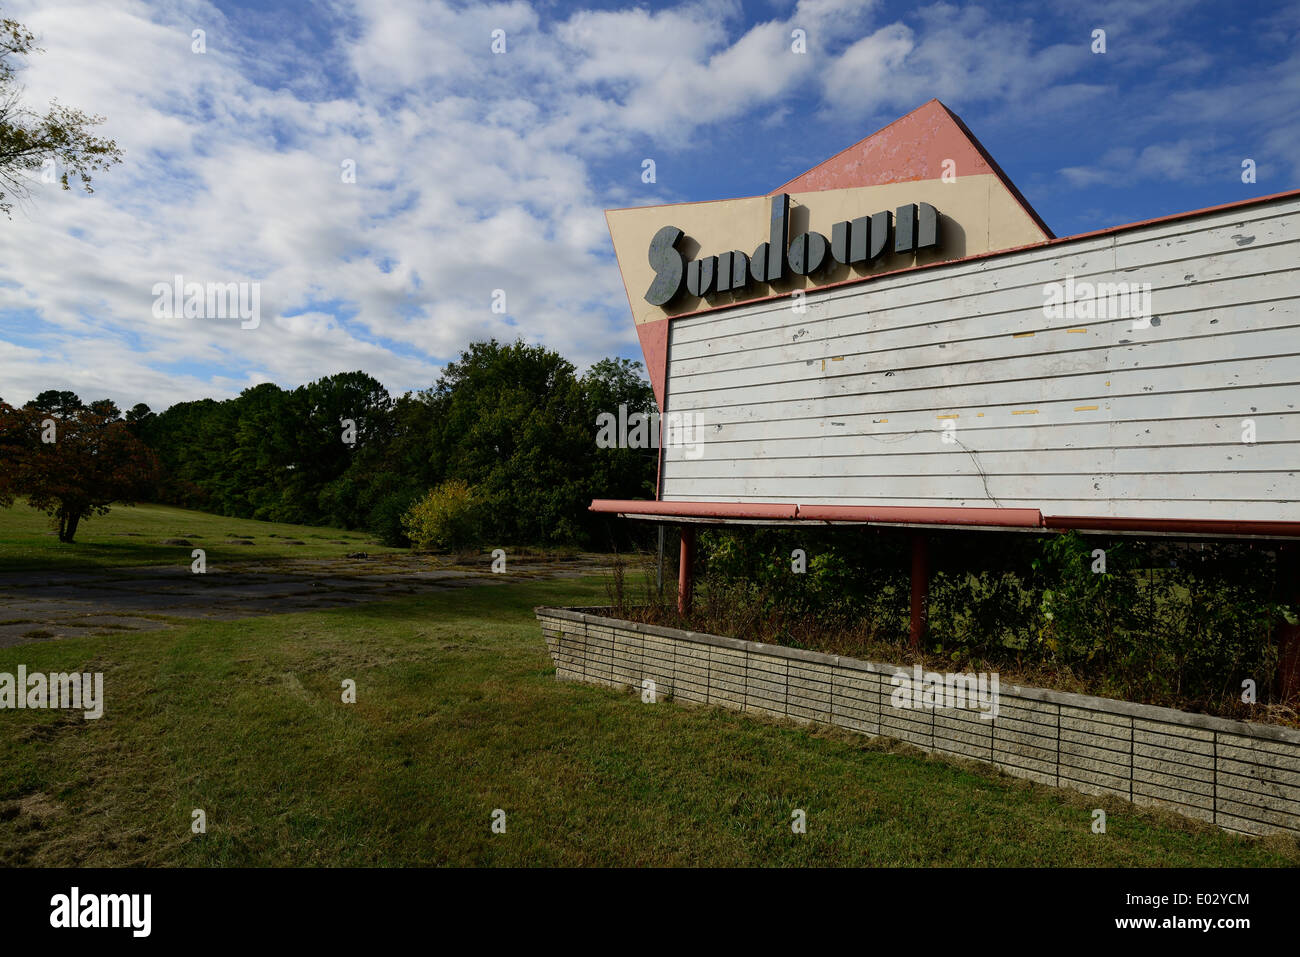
[538,606,1300,837]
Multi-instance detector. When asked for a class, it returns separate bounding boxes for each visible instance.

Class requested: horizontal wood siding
[661,196,1300,522]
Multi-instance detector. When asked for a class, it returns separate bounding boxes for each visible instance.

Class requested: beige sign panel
[607,174,1050,329]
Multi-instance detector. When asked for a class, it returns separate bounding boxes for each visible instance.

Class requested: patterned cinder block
[535,608,1300,835]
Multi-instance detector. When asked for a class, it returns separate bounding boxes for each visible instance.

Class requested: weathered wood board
[661,195,1300,524]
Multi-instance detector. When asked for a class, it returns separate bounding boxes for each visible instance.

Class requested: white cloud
[822,5,1094,117]
[0,0,1295,413]
[0,0,850,409]
[821,23,916,112]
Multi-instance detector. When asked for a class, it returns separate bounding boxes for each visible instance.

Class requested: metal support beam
[910,532,929,651]
[678,524,696,617]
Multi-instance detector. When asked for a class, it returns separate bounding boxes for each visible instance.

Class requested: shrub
[401,480,483,551]
[369,488,421,547]
[670,526,1295,719]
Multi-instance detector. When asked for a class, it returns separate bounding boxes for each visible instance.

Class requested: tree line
[0,339,657,546]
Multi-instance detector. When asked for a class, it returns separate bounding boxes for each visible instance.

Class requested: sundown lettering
[645,194,940,306]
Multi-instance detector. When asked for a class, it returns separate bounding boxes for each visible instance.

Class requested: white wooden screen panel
[660,196,1300,523]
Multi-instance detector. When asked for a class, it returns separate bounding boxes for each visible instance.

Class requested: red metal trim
[591,500,1041,527]
[654,422,664,502]
[1040,187,1300,246]
[654,320,669,500]
[797,504,1041,527]
[634,317,670,414]
[591,499,799,520]
[591,500,1300,538]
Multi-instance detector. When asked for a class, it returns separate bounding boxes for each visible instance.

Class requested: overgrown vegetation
[402,479,483,551]
[139,343,653,548]
[3,340,657,550]
[605,527,1298,724]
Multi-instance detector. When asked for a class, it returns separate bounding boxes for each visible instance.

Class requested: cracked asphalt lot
[0,553,608,648]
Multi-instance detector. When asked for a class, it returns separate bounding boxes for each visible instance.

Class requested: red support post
[910,532,928,651]
[678,524,696,617]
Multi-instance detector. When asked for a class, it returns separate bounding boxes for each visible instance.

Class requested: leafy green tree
[0,12,122,217]
[321,391,435,544]
[0,397,20,507]
[226,382,300,520]
[24,389,83,418]
[145,372,402,527]
[582,356,657,505]
[143,397,234,510]
[125,402,153,434]
[426,339,593,545]
[82,344,656,549]
[0,399,157,541]
[292,371,392,521]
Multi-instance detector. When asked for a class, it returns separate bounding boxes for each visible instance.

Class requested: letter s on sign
[645,226,685,306]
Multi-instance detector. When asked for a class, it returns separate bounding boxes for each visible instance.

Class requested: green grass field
[1,504,1297,866]
[0,502,399,572]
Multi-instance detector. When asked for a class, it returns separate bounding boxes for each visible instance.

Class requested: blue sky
[0,0,1296,410]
